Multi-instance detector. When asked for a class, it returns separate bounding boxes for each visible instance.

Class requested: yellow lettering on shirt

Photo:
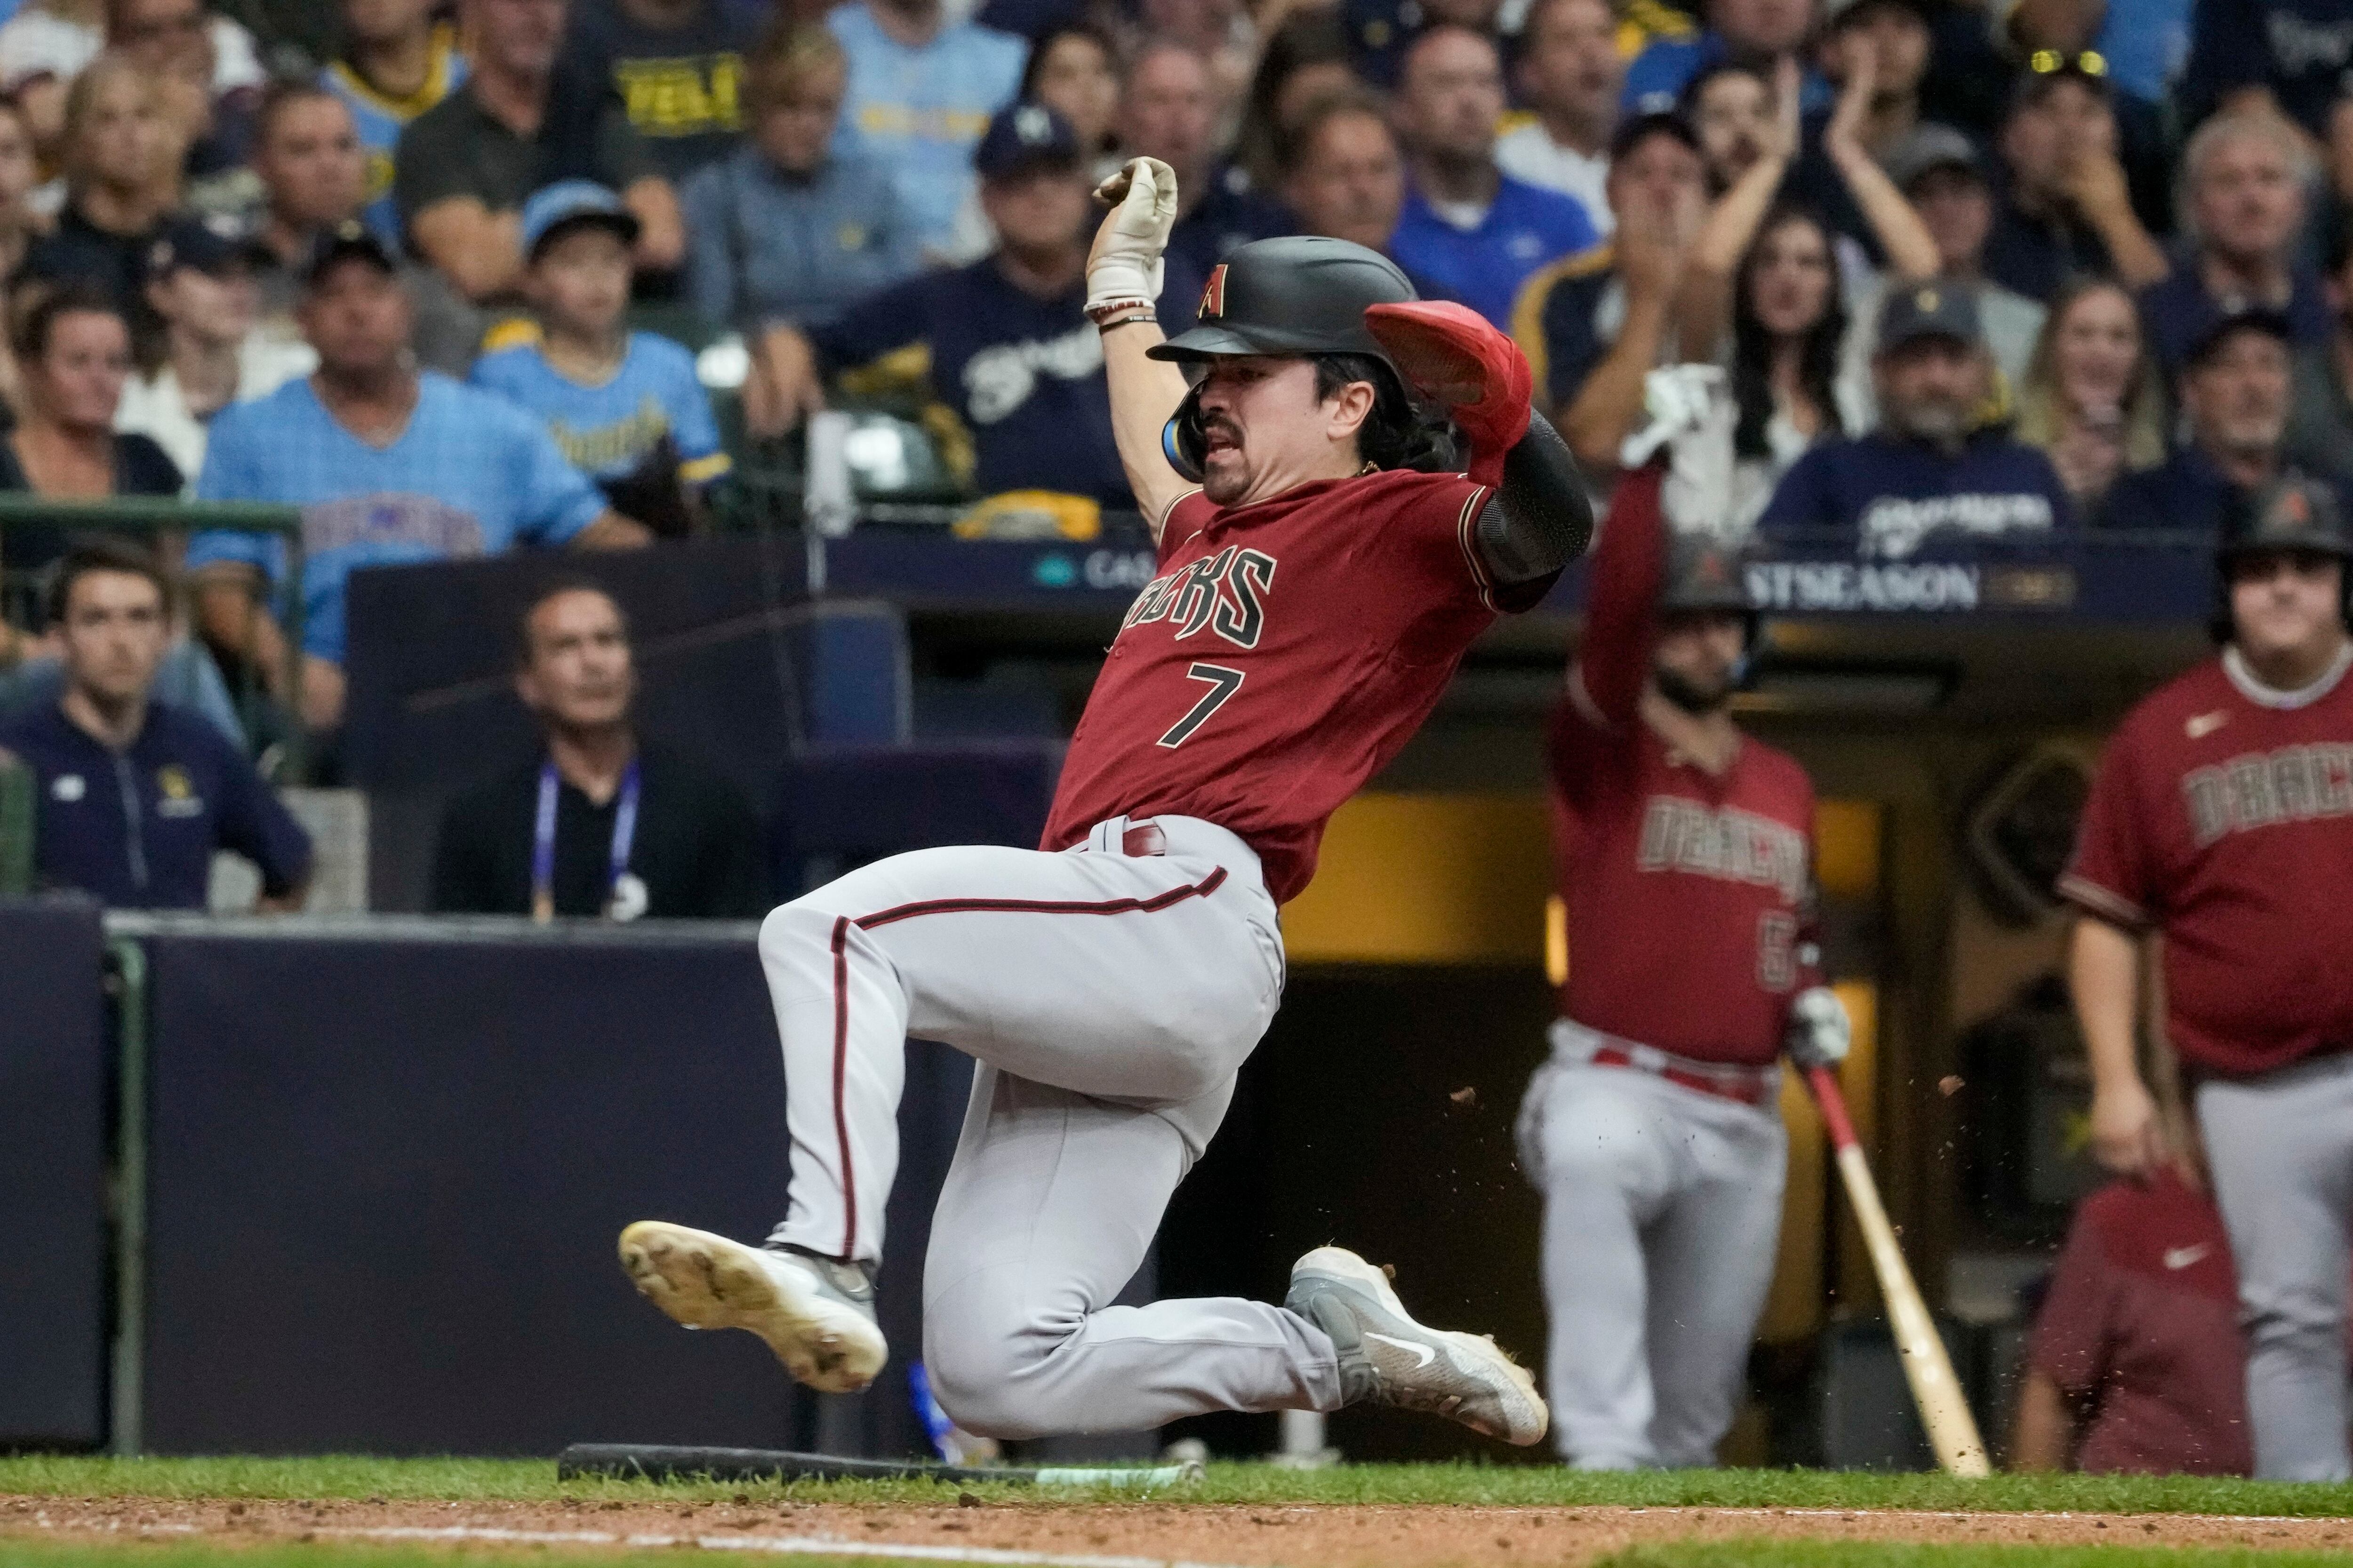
[613,54,744,137]
[548,394,675,473]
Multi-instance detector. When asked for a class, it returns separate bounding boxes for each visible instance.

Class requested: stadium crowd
[0,0,2352,1480]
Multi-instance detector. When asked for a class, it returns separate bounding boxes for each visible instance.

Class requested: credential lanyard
[531,757,640,922]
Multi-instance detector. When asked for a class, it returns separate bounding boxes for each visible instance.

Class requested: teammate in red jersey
[2063,475,2353,1480]
[614,158,1592,1446]
[1516,389,1849,1469]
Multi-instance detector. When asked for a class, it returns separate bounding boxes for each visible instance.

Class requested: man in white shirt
[1495,0,1620,234]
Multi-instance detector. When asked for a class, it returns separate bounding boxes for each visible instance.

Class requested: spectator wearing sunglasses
[1982,54,2165,303]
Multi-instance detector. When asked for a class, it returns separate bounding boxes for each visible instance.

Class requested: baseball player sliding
[2063,477,2353,1481]
[1517,383,1849,1469]
[615,159,1594,1446]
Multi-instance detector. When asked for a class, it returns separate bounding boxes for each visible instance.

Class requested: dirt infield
[10,1493,2353,1565]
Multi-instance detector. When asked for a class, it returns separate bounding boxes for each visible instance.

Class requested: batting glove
[1362,300,1532,487]
[1784,985,1851,1070]
[1087,157,1178,316]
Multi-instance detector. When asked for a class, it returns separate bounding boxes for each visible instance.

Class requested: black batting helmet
[2213,474,2353,640]
[1150,236,1420,481]
[1660,532,1762,680]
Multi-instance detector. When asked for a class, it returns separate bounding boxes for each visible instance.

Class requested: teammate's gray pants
[757,814,1344,1438]
[2197,1053,2353,1481]
[1518,1035,1785,1469]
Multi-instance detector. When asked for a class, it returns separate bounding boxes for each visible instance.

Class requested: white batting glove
[1619,364,1723,468]
[1087,157,1178,314]
[1784,985,1851,1070]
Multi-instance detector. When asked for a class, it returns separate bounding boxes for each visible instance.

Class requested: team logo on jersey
[2181,741,2353,847]
[1122,544,1276,648]
[1635,796,1809,903]
[1199,264,1228,320]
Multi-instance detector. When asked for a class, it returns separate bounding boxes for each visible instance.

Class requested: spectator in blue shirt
[1622,0,1827,116]
[2103,312,2335,535]
[681,20,921,344]
[1759,280,2075,554]
[186,226,649,735]
[2180,0,2353,147]
[1389,26,1599,328]
[752,102,1199,500]
[0,541,311,911]
[1121,42,1292,280]
[473,182,732,537]
[827,0,1024,257]
[2137,112,2330,389]
[320,0,468,244]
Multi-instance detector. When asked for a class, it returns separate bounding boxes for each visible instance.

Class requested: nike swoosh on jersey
[2164,1244,2212,1270]
[2185,712,2228,739]
[1363,1330,1438,1369]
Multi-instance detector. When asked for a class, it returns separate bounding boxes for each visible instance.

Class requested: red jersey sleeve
[2030,1191,2122,1402]
[1157,489,1212,562]
[1547,464,1665,808]
[2060,724,2156,930]
[1575,463,1666,730]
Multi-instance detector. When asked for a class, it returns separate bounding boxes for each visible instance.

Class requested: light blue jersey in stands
[187,373,608,662]
[826,1,1023,251]
[470,330,731,486]
[321,23,469,246]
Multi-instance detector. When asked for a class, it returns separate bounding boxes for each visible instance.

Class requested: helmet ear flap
[1163,383,1208,483]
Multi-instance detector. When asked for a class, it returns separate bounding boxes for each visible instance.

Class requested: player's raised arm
[1086,159,1195,539]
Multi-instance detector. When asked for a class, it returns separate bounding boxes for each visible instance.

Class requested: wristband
[1086,298,1155,328]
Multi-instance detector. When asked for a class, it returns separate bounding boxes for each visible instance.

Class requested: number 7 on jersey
[1158,663,1246,748]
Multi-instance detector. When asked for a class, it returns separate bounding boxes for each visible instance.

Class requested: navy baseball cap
[520,179,641,263]
[2186,307,2294,368]
[1609,108,1699,163]
[144,217,262,284]
[1877,280,1983,350]
[300,220,399,288]
[974,101,1083,181]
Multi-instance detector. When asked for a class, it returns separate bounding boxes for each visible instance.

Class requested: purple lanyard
[530,757,640,922]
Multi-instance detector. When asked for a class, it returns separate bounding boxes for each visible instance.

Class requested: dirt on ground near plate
[8,1494,2353,1565]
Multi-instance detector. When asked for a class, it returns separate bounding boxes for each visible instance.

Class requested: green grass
[3,1456,2353,1518]
[1599,1547,2353,1568]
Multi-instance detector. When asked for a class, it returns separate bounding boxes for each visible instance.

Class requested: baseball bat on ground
[1803,1064,1992,1477]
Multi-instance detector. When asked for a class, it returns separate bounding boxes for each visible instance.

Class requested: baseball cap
[973,101,1082,181]
[1877,280,1983,350]
[1609,108,1700,163]
[1886,124,1984,193]
[143,217,262,285]
[520,179,642,263]
[300,220,400,288]
[2185,307,2293,369]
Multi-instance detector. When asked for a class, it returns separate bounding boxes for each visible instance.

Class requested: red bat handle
[1806,1064,1860,1152]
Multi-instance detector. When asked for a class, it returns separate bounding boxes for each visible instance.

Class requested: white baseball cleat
[1285,1245,1549,1446]
[617,1221,887,1394]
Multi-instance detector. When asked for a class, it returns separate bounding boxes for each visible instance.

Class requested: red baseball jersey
[1547,466,1821,1066]
[2029,1171,2251,1477]
[1044,470,1552,904]
[2061,648,2353,1077]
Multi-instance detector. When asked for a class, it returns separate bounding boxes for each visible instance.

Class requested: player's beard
[1655,664,1733,715]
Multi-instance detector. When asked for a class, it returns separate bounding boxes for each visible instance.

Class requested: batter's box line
[307,1521,1257,1568]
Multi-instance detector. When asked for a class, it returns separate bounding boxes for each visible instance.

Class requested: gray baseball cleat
[1285,1245,1548,1446]
[618,1221,886,1393]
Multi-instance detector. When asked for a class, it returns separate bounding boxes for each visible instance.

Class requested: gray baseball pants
[1518,1028,1786,1468]
[758,814,1344,1437]
[2197,1051,2353,1481]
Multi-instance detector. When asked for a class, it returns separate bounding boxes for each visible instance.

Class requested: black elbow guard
[1476,415,1595,583]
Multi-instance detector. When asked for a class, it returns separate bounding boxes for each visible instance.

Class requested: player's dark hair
[1729,205,1847,462]
[1312,352,1458,474]
[45,537,171,626]
[515,576,631,668]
